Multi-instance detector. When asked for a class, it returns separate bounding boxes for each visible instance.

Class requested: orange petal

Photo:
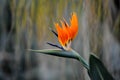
[54,23,69,46]
[70,12,78,40]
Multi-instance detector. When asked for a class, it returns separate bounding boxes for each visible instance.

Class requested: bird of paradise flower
[29,12,89,69]
[47,12,78,51]
[29,12,114,80]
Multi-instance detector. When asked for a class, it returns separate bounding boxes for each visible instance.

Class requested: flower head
[55,12,78,50]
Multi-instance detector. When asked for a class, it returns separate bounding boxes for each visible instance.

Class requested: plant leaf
[28,49,79,60]
[28,49,89,70]
[88,54,114,80]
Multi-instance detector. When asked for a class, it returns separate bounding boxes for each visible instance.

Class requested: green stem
[71,49,89,70]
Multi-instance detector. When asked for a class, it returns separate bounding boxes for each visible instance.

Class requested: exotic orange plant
[29,12,114,80]
[48,12,78,51]
[55,12,78,50]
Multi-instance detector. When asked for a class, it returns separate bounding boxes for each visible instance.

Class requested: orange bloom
[55,12,78,50]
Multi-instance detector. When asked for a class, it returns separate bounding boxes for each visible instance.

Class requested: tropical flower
[55,12,78,50]
[48,12,78,51]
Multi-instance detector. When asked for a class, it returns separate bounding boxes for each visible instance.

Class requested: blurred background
[0,0,120,80]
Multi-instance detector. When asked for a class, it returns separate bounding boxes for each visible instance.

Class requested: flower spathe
[55,12,78,50]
